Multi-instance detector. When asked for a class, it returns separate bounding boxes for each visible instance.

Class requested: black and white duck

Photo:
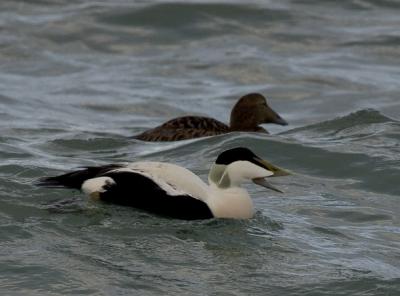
[38,147,290,220]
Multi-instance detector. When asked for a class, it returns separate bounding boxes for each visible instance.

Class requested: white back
[126,162,210,201]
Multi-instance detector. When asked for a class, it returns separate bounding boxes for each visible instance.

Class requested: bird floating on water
[133,93,288,142]
[38,147,290,220]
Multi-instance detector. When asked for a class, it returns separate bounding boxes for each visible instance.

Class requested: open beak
[252,177,283,193]
[251,158,290,193]
[254,158,291,177]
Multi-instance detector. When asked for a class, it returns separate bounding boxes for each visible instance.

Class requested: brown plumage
[134,93,288,142]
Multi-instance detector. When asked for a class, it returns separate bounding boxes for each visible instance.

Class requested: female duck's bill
[133,93,288,142]
[37,147,290,220]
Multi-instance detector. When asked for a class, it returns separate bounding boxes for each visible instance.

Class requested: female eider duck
[133,93,288,142]
[38,147,289,220]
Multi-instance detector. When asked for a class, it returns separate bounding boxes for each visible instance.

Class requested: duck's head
[229,93,288,131]
[208,147,290,192]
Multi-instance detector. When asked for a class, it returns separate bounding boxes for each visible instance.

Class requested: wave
[284,109,396,134]
[281,109,399,146]
[97,2,292,30]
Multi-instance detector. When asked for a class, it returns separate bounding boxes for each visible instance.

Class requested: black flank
[100,171,214,220]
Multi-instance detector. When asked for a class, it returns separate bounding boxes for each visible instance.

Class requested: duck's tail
[36,164,122,189]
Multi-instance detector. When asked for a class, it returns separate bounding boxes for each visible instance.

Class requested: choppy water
[1,0,400,295]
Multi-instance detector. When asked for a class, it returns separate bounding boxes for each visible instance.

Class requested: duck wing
[134,116,229,141]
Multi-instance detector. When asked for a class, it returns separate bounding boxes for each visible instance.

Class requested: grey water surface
[1,0,400,295]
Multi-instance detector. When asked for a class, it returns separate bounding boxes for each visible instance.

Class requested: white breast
[206,185,254,219]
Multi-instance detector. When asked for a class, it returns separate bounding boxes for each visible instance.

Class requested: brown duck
[133,93,288,142]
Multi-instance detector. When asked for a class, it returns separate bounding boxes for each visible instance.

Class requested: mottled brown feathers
[161,116,229,131]
[134,116,229,142]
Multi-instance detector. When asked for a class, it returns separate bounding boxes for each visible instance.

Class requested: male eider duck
[38,147,289,220]
[133,93,288,141]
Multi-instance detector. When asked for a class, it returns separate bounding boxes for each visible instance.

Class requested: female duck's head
[208,147,289,192]
[229,93,288,131]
